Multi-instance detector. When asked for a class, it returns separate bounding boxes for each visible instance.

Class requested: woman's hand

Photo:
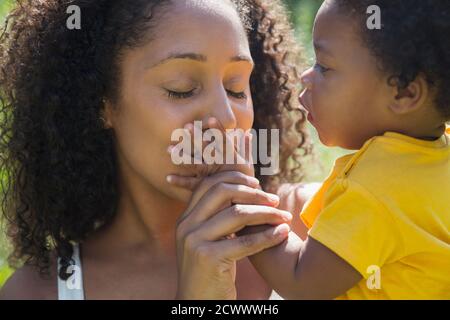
[173,171,292,300]
[169,118,291,299]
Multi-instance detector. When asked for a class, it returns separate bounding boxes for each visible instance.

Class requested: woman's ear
[100,98,114,129]
[388,75,429,115]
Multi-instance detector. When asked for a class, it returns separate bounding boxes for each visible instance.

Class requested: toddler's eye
[314,63,330,74]
[227,90,247,100]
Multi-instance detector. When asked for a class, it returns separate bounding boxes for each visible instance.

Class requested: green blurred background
[0,0,348,288]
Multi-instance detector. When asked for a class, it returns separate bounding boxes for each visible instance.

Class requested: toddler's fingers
[167,142,219,176]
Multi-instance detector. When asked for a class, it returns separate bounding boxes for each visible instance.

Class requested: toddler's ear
[388,74,429,115]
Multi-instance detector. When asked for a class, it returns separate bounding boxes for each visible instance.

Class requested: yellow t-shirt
[301,129,450,299]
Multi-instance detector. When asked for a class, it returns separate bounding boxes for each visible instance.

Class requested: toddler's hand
[167,117,256,192]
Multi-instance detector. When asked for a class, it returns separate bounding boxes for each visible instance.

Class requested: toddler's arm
[239,227,362,299]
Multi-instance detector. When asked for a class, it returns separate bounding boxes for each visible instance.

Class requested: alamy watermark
[63,264,82,290]
[366,265,381,290]
[66,5,81,30]
[65,4,382,30]
[367,5,381,30]
[170,121,280,176]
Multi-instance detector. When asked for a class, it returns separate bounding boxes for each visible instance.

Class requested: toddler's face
[299,0,393,150]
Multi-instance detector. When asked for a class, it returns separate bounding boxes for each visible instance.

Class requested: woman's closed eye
[227,90,247,100]
[166,88,197,99]
[165,88,248,100]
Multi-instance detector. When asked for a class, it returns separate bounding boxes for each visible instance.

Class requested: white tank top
[57,243,85,300]
[56,243,283,300]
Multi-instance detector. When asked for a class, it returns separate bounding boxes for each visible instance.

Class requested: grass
[0,0,347,289]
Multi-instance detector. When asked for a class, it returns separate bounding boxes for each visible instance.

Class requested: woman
[0,0,312,299]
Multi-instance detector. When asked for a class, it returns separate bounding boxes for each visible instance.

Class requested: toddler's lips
[298,96,314,121]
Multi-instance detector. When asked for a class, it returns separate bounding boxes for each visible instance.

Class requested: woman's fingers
[195,204,292,241]
[178,182,280,229]
[171,170,260,213]
[212,223,291,261]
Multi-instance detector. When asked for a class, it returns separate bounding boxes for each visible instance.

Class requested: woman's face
[105,0,254,202]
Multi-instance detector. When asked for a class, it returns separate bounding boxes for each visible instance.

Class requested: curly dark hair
[0,0,310,278]
[335,0,450,119]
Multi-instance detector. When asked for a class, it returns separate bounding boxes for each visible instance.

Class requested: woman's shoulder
[0,257,58,300]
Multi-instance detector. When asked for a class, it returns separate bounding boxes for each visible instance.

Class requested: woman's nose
[300,67,314,90]
[204,88,237,130]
